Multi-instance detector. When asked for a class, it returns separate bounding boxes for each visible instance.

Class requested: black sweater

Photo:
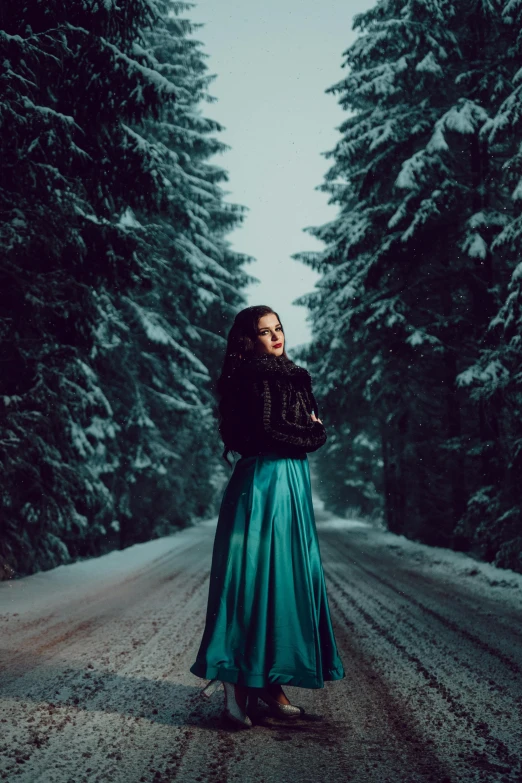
[219,353,327,459]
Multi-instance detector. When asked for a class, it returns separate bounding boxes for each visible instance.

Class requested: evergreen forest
[296,0,522,573]
[2,0,522,579]
[0,0,253,578]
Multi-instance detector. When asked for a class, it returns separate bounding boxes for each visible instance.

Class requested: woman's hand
[310,413,323,425]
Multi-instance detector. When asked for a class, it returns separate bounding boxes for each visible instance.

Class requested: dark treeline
[3,0,522,581]
[0,0,254,578]
[295,0,522,572]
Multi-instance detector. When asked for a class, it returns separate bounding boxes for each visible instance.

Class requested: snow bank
[0,518,217,616]
[3,497,521,620]
[316,506,522,607]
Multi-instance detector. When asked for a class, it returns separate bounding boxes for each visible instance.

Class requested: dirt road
[1,509,521,783]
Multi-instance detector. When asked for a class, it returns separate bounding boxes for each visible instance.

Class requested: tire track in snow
[320,534,522,782]
[2,517,522,782]
[0,539,212,783]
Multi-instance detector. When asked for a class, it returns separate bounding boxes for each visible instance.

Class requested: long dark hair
[216,305,288,464]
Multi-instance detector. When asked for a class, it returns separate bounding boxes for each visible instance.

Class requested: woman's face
[255,312,285,356]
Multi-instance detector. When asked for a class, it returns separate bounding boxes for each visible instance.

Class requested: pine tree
[89,4,254,550]
[454,0,522,570]
[294,0,522,563]
[0,0,252,576]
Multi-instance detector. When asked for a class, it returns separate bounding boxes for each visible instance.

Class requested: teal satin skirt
[189,453,345,688]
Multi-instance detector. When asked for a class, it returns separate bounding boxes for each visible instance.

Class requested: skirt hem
[189,661,345,689]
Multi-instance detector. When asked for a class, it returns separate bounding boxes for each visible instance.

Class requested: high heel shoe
[256,687,305,717]
[200,679,252,729]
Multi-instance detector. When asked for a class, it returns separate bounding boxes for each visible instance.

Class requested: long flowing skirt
[189,453,345,688]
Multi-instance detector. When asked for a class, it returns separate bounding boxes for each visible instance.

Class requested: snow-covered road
[1,505,521,783]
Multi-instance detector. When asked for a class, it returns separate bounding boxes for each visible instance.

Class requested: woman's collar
[238,353,310,380]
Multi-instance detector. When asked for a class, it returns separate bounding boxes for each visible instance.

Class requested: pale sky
[189,0,375,350]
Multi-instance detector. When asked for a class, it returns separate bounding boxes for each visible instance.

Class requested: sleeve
[259,376,327,454]
[308,385,322,421]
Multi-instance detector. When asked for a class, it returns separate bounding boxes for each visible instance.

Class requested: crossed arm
[258,378,327,453]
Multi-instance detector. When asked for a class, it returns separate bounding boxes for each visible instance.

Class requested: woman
[189,305,345,728]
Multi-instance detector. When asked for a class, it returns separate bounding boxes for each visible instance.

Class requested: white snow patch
[415,52,443,76]
[405,330,441,347]
[0,519,217,617]
[407,330,425,346]
[315,511,522,607]
[442,101,489,135]
[426,124,449,153]
[317,517,371,531]
[456,359,509,389]
[375,533,522,594]
[118,207,142,228]
[468,211,486,228]
[463,232,488,259]
[512,261,522,282]
[512,177,522,201]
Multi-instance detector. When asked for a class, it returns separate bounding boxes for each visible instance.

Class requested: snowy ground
[1,503,521,782]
